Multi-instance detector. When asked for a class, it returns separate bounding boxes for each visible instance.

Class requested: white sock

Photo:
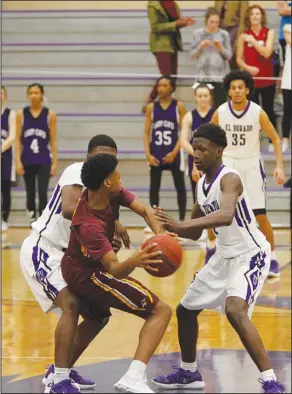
[207,238,215,249]
[181,361,197,372]
[261,369,277,382]
[53,367,71,383]
[126,360,147,379]
[271,250,277,261]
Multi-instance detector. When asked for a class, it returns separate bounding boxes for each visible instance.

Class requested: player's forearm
[143,207,161,234]
[1,137,14,153]
[143,133,151,158]
[272,137,284,169]
[108,259,135,279]
[181,138,194,156]
[173,210,233,238]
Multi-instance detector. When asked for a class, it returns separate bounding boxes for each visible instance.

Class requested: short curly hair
[223,70,254,97]
[81,154,118,191]
[193,123,227,148]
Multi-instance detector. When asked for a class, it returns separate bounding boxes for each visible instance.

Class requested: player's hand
[16,161,25,176]
[112,235,123,253]
[115,222,131,249]
[274,167,286,185]
[153,207,181,233]
[50,162,57,177]
[163,151,176,164]
[192,166,203,182]
[248,66,260,76]
[130,244,163,272]
[147,154,160,167]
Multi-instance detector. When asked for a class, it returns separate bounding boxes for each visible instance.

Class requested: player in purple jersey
[144,76,187,225]
[16,83,58,222]
[181,83,217,263]
[1,86,16,244]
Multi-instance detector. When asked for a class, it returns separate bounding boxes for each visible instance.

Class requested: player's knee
[153,300,172,321]
[58,292,80,315]
[176,303,200,321]
[225,298,248,321]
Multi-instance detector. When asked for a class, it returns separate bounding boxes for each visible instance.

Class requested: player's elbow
[221,211,234,226]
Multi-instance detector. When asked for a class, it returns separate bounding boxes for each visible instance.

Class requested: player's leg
[2,179,11,223]
[146,166,163,233]
[153,254,228,389]
[225,244,284,393]
[171,168,186,221]
[250,156,279,277]
[149,166,162,208]
[37,164,51,216]
[23,164,37,221]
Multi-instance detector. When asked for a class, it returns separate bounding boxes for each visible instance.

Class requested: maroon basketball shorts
[61,256,159,320]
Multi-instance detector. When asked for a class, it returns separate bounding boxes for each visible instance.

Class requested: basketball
[142,234,183,277]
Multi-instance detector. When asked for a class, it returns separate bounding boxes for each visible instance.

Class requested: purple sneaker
[204,247,216,265]
[42,365,96,389]
[49,379,80,393]
[152,367,205,389]
[268,260,280,278]
[259,379,285,393]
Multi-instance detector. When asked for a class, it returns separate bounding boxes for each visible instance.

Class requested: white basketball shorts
[181,241,271,318]
[20,231,66,314]
[223,155,267,211]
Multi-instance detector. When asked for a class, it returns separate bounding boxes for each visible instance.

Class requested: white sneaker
[282,139,289,152]
[2,221,8,231]
[268,143,274,152]
[144,226,153,234]
[114,374,154,393]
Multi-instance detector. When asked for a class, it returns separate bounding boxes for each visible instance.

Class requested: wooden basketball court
[2,228,291,393]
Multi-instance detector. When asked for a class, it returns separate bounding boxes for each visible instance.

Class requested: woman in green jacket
[145,1,195,109]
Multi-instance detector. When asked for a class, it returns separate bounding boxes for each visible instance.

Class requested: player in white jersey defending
[20,135,134,393]
[211,70,286,277]
[151,124,285,393]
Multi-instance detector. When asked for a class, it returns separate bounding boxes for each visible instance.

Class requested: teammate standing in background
[211,70,285,277]
[15,83,58,222]
[180,82,216,262]
[152,124,285,394]
[144,76,187,232]
[1,86,16,245]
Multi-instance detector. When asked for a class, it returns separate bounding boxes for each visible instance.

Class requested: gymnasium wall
[2,0,276,11]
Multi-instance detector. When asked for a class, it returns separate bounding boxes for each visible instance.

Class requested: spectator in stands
[237,4,277,152]
[214,1,249,68]
[281,24,291,152]
[15,83,58,222]
[190,7,232,108]
[277,1,292,63]
[143,76,187,232]
[1,86,16,246]
[145,0,195,111]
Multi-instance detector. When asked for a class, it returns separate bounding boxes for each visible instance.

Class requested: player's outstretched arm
[129,199,161,234]
[154,173,243,239]
[259,109,286,185]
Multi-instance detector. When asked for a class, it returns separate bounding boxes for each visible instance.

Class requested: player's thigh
[180,253,229,312]
[86,272,160,319]
[244,157,266,210]
[20,236,67,313]
[226,242,271,318]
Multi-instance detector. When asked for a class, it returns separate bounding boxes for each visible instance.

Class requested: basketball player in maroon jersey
[60,154,172,394]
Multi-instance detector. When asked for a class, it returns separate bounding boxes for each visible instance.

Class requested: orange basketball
[142,234,183,277]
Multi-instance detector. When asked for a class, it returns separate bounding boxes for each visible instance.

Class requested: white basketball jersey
[197,165,266,258]
[31,162,84,249]
[218,101,261,159]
